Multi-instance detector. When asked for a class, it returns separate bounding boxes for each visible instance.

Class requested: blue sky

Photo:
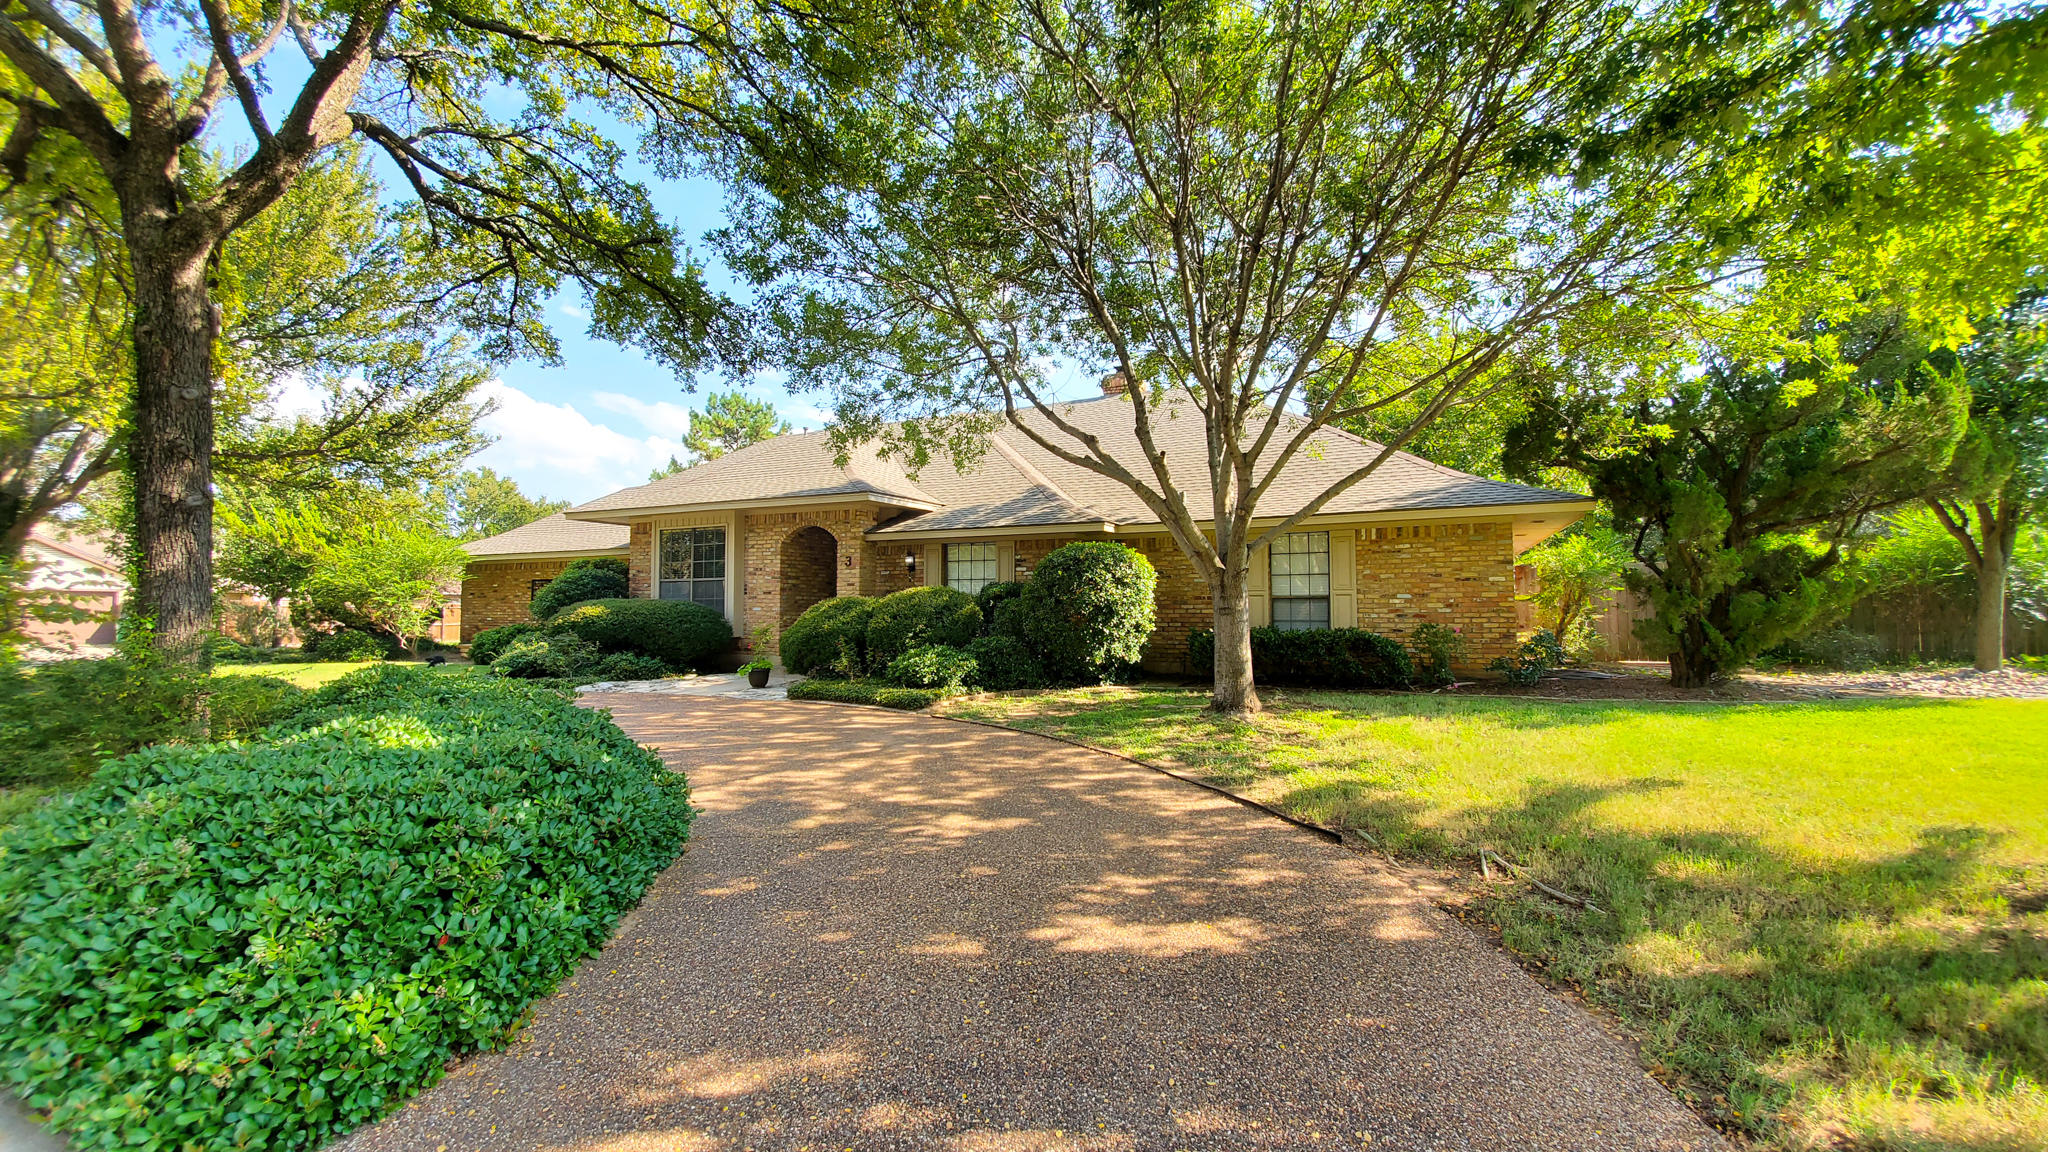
[464,172,833,505]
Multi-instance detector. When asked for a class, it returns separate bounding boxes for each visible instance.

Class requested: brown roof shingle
[463,513,630,559]
[560,395,1585,536]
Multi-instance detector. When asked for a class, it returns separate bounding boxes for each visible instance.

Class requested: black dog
[423,653,447,666]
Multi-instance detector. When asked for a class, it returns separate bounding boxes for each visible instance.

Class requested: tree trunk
[129,243,219,658]
[1974,543,2006,672]
[1210,565,1261,717]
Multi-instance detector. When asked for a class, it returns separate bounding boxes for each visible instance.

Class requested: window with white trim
[1269,531,1331,631]
[945,542,999,595]
[658,527,727,615]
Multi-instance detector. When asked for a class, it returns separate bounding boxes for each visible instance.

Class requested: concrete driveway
[340,696,1718,1152]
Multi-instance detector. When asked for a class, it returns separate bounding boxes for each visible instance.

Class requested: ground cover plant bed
[0,666,693,1152]
[940,687,2048,1150]
[787,676,956,710]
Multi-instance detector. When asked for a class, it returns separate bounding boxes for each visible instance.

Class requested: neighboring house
[460,382,1593,670]
[20,523,126,648]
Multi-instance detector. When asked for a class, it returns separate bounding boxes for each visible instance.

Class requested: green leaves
[0,668,692,1152]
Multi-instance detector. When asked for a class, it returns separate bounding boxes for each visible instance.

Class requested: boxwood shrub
[466,622,536,666]
[1018,542,1156,684]
[864,586,982,672]
[965,634,1043,690]
[779,596,874,676]
[491,631,603,680]
[529,558,629,621]
[786,676,953,710]
[550,598,731,670]
[884,644,980,689]
[973,581,1026,631]
[1187,626,1414,689]
[0,667,692,1152]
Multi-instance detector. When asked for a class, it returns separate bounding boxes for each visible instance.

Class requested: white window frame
[945,542,999,596]
[1269,531,1331,631]
[658,527,728,617]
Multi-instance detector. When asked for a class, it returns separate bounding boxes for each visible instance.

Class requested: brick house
[460,385,1592,672]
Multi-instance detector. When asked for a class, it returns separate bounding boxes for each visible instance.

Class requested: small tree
[649,390,791,479]
[1526,527,1631,656]
[1924,297,2048,670]
[300,525,468,656]
[1507,318,1969,686]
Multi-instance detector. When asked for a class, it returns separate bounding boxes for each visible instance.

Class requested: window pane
[946,542,998,596]
[659,531,691,581]
[1269,532,1330,597]
[692,579,725,612]
[1271,597,1330,631]
[657,580,689,601]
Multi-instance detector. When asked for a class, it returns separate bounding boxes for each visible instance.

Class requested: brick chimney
[1100,370,1129,397]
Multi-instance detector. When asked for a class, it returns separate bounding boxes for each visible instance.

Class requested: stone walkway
[339,695,1720,1152]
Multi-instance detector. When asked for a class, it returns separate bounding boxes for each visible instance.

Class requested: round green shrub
[990,596,1029,639]
[595,652,670,682]
[0,669,692,1152]
[864,586,982,673]
[492,632,602,680]
[203,675,310,738]
[309,628,386,662]
[1187,626,1414,689]
[549,598,732,670]
[779,596,875,675]
[467,623,537,666]
[1018,542,1157,684]
[884,644,980,689]
[965,634,1043,690]
[974,581,1026,632]
[529,557,629,621]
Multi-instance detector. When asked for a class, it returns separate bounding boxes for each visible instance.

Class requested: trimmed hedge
[974,581,1026,631]
[1018,542,1156,684]
[779,596,874,675]
[492,631,603,680]
[0,667,691,1152]
[884,644,979,689]
[966,633,1043,690]
[550,598,731,670]
[529,558,629,621]
[787,676,953,710]
[1187,626,1414,689]
[864,586,981,672]
[467,623,537,666]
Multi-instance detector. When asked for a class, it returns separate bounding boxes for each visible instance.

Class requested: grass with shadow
[941,687,2048,1151]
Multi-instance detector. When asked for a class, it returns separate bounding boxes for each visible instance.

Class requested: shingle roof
[463,513,629,559]
[556,395,1588,541]
[568,432,940,515]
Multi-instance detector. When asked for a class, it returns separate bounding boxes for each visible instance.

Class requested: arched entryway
[779,526,839,627]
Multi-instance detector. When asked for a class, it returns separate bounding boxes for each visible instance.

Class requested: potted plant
[739,625,774,687]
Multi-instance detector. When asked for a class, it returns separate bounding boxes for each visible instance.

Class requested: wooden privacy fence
[1583,587,2048,662]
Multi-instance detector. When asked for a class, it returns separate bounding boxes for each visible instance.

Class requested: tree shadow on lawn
[1284,774,2048,1150]
[1284,690,1974,732]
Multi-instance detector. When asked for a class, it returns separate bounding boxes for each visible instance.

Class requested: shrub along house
[460,381,1593,671]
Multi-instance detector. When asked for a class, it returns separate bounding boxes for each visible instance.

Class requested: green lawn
[942,688,2048,1151]
[211,660,466,689]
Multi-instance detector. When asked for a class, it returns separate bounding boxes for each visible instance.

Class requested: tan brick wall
[1354,520,1519,668]
[460,559,575,642]
[867,540,923,597]
[742,507,885,654]
[627,523,653,598]
[1129,535,1208,672]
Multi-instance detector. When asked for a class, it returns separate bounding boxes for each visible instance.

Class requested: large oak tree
[0,0,891,652]
[717,0,1993,714]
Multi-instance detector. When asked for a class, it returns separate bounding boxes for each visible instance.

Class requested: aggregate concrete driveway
[340,696,1719,1152]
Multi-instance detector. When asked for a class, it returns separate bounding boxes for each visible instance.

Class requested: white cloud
[560,303,589,320]
[592,391,694,440]
[473,380,685,503]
